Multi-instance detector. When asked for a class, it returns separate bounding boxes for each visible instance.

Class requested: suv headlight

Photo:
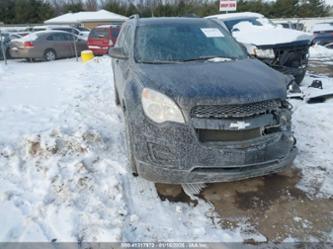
[253,48,275,59]
[141,88,185,124]
[245,44,275,59]
[279,110,292,131]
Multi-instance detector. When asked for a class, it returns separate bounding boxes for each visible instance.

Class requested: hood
[232,22,313,47]
[135,58,287,108]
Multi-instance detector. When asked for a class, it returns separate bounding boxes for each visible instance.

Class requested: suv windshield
[135,20,247,63]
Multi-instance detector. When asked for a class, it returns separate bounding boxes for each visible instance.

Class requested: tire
[26,58,35,62]
[294,68,306,85]
[5,48,11,59]
[124,111,138,177]
[114,84,120,106]
[44,49,56,61]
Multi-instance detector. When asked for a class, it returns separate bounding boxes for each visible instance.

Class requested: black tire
[25,58,35,62]
[124,112,138,177]
[294,68,307,85]
[44,49,56,61]
[114,84,120,106]
[5,48,11,59]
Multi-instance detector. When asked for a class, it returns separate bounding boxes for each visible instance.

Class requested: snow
[206,12,313,46]
[0,58,264,242]
[291,75,333,198]
[231,21,312,46]
[44,10,128,25]
[207,12,312,46]
[0,47,332,241]
[309,44,333,59]
[312,23,333,33]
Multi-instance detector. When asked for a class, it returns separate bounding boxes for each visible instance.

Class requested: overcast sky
[326,0,333,6]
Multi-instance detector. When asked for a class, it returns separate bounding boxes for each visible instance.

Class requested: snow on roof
[45,10,128,24]
[206,12,264,20]
[312,23,333,32]
[231,21,312,46]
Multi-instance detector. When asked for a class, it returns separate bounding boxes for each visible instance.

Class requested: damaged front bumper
[256,41,310,84]
[130,100,297,184]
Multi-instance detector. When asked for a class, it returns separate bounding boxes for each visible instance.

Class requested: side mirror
[109,47,128,60]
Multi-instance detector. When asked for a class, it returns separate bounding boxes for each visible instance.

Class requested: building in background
[44,10,128,29]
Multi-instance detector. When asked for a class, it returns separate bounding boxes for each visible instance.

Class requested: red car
[87,25,120,55]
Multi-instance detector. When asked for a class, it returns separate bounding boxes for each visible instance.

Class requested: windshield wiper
[181,56,236,62]
[138,56,237,64]
[138,60,180,64]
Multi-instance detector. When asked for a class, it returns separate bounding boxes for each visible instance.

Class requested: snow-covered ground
[0,58,265,242]
[0,48,332,241]
[309,44,333,61]
[291,76,333,198]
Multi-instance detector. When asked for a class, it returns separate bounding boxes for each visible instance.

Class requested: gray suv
[110,16,297,184]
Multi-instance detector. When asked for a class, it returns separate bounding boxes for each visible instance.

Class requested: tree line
[0,0,331,25]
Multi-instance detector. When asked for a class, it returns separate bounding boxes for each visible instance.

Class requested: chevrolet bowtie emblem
[230,121,251,130]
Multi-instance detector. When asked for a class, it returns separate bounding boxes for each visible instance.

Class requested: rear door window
[89,28,108,39]
[63,33,74,41]
[54,33,66,41]
[47,33,68,41]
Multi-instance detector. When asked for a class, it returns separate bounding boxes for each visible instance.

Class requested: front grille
[197,128,262,142]
[191,100,281,119]
[273,45,309,67]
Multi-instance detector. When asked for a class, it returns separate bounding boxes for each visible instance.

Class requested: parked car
[274,21,304,31]
[311,23,333,46]
[9,31,87,61]
[0,32,22,60]
[206,12,312,84]
[325,42,333,49]
[31,25,89,40]
[50,26,90,41]
[88,25,120,55]
[110,16,297,184]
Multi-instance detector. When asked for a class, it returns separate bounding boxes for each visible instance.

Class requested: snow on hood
[232,21,313,46]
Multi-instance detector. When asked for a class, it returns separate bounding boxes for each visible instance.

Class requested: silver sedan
[10,30,87,61]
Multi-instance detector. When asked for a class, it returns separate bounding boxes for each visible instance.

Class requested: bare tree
[86,0,98,10]
[50,0,66,14]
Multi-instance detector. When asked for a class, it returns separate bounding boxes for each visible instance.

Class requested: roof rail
[129,14,139,20]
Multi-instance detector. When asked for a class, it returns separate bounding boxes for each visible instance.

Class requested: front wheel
[44,49,56,61]
[124,112,138,177]
[114,84,120,106]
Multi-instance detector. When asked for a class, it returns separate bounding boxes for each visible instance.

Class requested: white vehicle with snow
[206,12,313,84]
[31,25,90,41]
